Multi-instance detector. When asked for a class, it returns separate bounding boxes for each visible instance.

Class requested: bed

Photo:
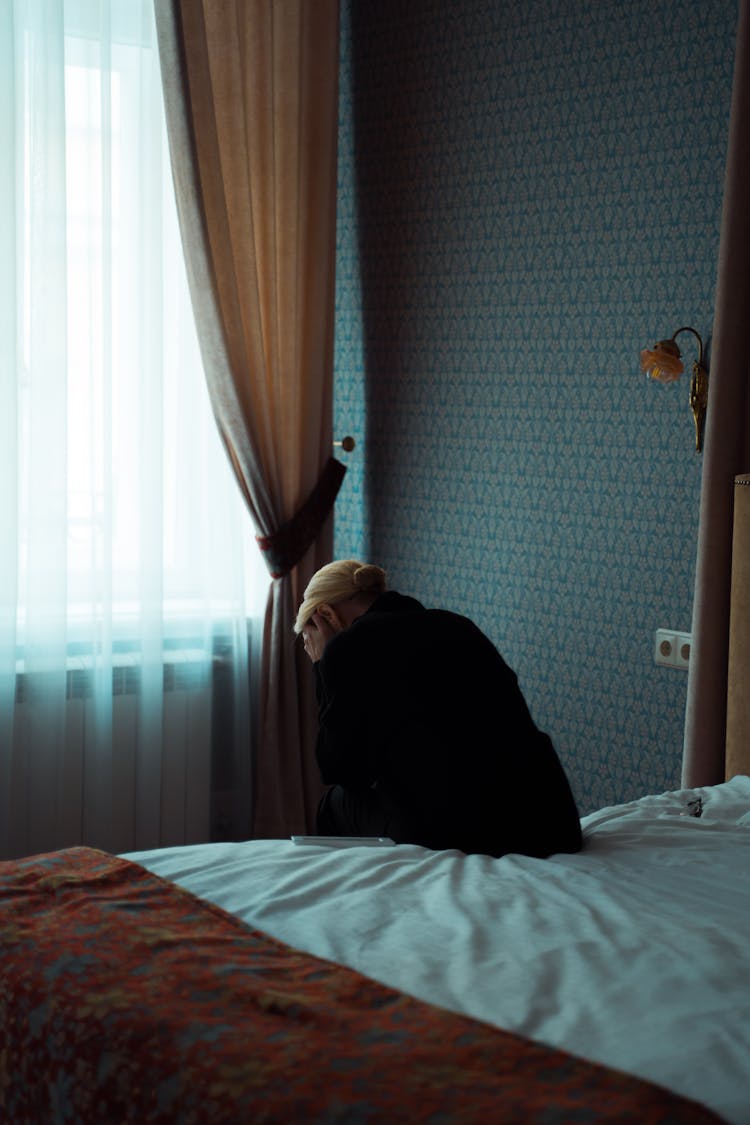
[1,778,748,1123]
[133,776,750,1120]
[2,481,749,1124]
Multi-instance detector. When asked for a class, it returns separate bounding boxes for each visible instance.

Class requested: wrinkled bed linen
[127,777,750,1125]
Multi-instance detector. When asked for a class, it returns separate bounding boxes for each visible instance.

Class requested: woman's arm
[314,630,378,789]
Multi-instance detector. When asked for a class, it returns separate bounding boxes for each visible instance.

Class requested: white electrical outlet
[654,629,691,670]
[654,629,674,666]
[674,631,691,669]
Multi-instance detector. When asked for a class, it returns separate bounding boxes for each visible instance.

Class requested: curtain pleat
[155,1,341,836]
[683,0,750,786]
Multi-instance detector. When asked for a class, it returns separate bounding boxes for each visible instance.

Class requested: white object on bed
[126,776,750,1125]
[290,835,396,847]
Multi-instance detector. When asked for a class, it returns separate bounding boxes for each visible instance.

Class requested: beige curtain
[683,0,750,787]
[154,1,341,836]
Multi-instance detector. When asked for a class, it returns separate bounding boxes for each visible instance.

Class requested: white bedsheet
[126,777,750,1124]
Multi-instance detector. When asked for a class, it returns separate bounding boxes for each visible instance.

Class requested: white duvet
[126,777,750,1124]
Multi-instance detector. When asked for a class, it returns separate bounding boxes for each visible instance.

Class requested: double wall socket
[654,629,691,670]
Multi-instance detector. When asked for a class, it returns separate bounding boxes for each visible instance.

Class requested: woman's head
[294,560,387,635]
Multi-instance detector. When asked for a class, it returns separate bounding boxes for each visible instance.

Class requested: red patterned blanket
[0,847,723,1124]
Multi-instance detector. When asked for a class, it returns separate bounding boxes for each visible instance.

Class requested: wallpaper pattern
[333,0,738,813]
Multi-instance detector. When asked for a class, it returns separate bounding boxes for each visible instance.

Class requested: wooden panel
[726,474,750,779]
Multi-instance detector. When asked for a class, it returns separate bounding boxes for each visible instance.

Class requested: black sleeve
[314,632,377,789]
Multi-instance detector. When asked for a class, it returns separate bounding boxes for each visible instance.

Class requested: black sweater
[314,591,582,858]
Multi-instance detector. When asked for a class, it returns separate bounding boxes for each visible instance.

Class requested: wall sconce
[640,326,709,453]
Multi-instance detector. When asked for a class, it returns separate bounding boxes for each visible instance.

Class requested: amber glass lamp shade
[640,339,685,384]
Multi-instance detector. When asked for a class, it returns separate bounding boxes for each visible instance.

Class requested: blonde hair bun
[294,559,387,633]
[352,563,387,592]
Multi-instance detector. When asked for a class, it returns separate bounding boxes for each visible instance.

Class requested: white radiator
[8,653,214,858]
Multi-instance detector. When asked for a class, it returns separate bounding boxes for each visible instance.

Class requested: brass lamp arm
[671,326,704,367]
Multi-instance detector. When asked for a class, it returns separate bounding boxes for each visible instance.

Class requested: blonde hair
[294,560,387,634]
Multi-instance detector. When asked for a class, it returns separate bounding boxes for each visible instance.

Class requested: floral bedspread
[0,847,723,1124]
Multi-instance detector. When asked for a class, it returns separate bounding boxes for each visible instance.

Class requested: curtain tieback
[256,457,347,579]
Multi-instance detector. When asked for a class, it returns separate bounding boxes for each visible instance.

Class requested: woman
[295,559,582,858]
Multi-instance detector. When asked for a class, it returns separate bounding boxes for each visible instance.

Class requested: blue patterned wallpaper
[333,0,738,813]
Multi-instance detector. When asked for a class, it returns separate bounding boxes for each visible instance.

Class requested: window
[6,0,266,660]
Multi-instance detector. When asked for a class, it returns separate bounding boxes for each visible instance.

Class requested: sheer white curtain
[0,0,266,860]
